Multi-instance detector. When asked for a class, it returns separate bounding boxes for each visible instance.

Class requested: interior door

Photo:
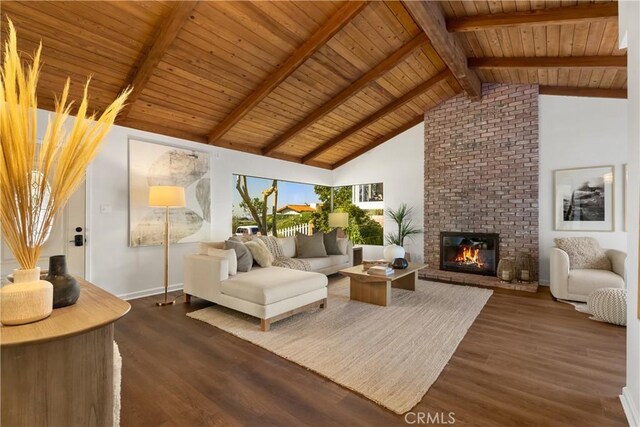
[64,181,86,277]
[1,181,86,279]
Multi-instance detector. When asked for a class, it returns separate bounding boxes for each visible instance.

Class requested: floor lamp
[328,212,349,238]
[149,185,186,307]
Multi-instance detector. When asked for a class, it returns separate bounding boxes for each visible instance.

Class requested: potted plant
[0,20,130,325]
[383,204,422,263]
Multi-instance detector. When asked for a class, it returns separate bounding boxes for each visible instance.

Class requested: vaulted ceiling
[1,1,626,169]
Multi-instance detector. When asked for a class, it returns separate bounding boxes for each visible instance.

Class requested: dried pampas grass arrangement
[0,19,131,269]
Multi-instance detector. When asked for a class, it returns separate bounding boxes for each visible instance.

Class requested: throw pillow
[245,240,273,267]
[295,232,328,258]
[207,248,238,275]
[249,236,272,254]
[277,236,296,258]
[336,238,348,256]
[224,240,253,272]
[323,229,342,255]
[554,237,612,270]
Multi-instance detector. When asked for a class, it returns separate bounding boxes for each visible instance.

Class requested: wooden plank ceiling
[1,0,626,169]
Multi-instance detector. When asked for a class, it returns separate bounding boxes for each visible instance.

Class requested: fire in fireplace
[440,232,499,276]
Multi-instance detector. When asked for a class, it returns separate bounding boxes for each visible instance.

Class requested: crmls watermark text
[404,412,456,425]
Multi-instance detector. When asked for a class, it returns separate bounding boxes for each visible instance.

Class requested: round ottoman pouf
[587,288,627,326]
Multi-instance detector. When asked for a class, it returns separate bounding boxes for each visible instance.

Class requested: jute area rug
[187,279,492,414]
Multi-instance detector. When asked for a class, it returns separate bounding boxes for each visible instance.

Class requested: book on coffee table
[362,260,390,271]
[368,265,394,276]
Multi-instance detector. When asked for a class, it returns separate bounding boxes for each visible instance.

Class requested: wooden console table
[1,279,130,427]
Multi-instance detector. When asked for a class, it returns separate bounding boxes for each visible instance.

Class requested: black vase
[46,255,80,308]
[392,258,409,269]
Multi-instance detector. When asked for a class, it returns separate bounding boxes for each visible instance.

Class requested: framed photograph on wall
[554,165,614,231]
[129,138,211,247]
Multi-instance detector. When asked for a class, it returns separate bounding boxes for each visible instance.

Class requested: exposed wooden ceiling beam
[206,1,368,145]
[117,1,198,121]
[332,115,425,169]
[468,56,627,69]
[447,2,618,33]
[213,140,332,169]
[402,0,481,101]
[261,32,429,156]
[539,86,627,99]
[302,69,451,164]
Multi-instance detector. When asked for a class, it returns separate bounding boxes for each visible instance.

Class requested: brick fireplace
[421,84,539,290]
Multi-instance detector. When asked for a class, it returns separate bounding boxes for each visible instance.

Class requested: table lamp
[328,212,348,238]
[149,185,186,307]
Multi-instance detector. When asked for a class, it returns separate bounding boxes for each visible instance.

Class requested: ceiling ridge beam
[207,1,369,145]
[117,1,198,121]
[539,86,627,99]
[302,69,451,164]
[261,32,429,156]
[447,2,618,33]
[402,1,481,101]
[469,56,627,69]
[332,115,425,169]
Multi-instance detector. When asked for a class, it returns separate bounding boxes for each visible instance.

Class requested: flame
[454,246,483,267]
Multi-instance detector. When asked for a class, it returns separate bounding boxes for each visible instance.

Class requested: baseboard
[118,283,184,301]
[621,387,640,427]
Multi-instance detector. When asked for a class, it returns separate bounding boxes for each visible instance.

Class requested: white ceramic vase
[383,244,405,262]
[1,267,53,325]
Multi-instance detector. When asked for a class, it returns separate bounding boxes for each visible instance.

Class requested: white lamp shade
[149,186,186,208]
[328,212,349,228]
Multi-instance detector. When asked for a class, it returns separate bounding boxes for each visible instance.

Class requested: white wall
[538,95,628,283]
[621,1,640,425]
[333,123,425,262]
[34,109,332,299]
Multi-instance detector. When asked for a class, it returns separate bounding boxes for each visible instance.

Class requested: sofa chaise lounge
[184,237,353,331]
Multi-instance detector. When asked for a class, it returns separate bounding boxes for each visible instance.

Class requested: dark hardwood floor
[116,276,627,427]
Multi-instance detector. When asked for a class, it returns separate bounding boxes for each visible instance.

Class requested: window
[333,183,384,246]
[354,183,384,204]
[232,174,326,237]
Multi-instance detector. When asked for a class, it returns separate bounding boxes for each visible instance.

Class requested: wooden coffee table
[339,263,427,306]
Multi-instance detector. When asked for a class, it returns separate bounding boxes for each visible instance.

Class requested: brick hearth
[419,268,539,293]
[423,84,539,284]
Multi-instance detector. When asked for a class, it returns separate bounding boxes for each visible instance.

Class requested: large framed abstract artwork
[129,139,211,247]
[554,165,614,232]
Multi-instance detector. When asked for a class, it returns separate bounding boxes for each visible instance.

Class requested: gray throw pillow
[554,237,612,270]
[224,239,253,272]
[323,229,342,255]
[295,232,328,258]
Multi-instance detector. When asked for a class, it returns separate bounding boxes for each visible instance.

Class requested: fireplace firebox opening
[439,232,499,276]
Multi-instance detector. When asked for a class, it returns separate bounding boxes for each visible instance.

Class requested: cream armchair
[550,248,626,302]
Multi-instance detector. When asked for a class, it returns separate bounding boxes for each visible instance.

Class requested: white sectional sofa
[184,237,353,331]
